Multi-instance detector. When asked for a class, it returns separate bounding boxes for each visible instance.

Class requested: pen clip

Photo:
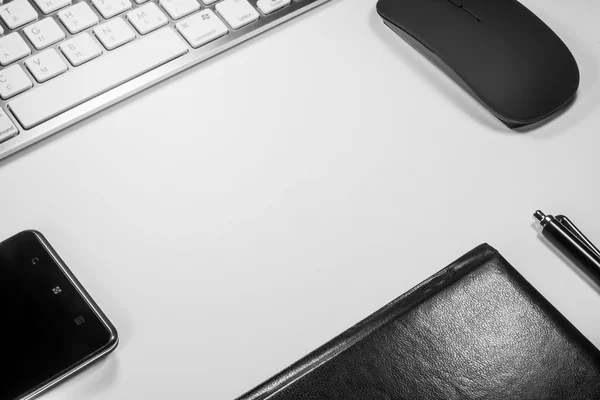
[556,215,600,260]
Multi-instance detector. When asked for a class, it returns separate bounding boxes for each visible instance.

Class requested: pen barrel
[543,221,600,285]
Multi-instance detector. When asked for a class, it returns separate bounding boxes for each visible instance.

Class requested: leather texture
[236,244,600,400]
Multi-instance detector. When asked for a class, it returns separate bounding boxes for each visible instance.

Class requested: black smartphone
[0,230,118,400]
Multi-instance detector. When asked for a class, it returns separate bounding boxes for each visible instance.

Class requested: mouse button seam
[462,7,481,22]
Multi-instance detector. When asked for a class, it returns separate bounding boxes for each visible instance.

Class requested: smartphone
[0,230,118,400]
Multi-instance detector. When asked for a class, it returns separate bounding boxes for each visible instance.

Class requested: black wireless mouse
[376,0,580,128]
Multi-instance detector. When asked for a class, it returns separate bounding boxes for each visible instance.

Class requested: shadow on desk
[73,354,120,398]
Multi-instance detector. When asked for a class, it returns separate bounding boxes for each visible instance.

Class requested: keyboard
[0,0,328,160]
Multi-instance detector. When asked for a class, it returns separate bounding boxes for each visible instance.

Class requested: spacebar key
[9,28,189,129]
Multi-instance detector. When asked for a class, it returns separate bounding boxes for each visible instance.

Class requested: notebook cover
[236,244,600,400]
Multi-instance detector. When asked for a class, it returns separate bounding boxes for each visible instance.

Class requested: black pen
[534,210,600,286]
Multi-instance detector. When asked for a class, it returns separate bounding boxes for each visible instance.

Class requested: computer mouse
[376,0,580,128]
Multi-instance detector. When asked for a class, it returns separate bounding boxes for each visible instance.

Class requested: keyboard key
[0,0,38,30]
[9,28,188,129]
[201,0,218,5]
[58,2,99,34]
[0,26,4,35]
[60,32,102,66]
[133,0,149,3]
[0,108,19,144]
[25,49,68,83]
[92,0,132,19]
[33,0,72,15]
[215,0,259,30]
[160,0,199,20]
[176,9,228,48]
[0,33,31,66]
[127,3,168,35]
[0,65,33,100]
[24,18,66,50]
[256,0,290,14]
[94,18,135,50]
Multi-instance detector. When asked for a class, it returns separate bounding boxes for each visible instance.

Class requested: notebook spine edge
[234,243,498,400]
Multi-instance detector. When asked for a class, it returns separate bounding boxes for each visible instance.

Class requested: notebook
[236,244,600,400]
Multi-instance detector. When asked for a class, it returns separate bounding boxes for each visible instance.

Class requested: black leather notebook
[236,244,600,400]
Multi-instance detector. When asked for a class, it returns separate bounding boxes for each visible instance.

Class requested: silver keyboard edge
[0,0,331,161]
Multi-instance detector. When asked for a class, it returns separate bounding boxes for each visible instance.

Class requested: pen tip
[533,210,546,223]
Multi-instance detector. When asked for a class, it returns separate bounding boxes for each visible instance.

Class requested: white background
[1,0,599,398]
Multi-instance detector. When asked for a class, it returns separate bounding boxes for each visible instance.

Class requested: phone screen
[0,232,113,400]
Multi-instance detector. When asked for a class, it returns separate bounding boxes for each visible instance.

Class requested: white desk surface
[1,0,599,398]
